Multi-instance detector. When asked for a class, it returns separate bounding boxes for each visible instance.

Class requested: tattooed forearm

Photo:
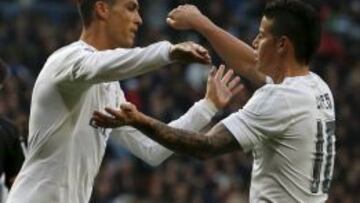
[133,114,240,159]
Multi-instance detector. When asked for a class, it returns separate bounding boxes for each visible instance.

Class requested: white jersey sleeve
[110,99,218,166]
[222,85,295,152]
[50,41,172,84]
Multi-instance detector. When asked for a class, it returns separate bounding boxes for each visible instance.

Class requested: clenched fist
[167,4,207,31]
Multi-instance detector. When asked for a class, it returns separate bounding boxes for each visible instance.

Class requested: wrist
[168,43,177,62]
[194,16,213,35]
[132,111,151,129]
[191,98,219,122]
[169,45,176,62]
[203,97,219,112]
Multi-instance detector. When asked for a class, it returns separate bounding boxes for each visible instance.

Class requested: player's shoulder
[47,40,94,62]
[253,80,310,102]
[245,74,320,114]
[280,72,334,113]
[243,84,293,116]
[308,72,333,95]
[38,41,95,79]
[282,72,332,98]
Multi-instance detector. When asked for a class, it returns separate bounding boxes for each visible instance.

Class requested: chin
[122,40,135,48]
[114,38,134,48]
[128,41,135,48]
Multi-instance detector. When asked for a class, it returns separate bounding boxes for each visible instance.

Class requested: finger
[221,69,234,85]
[190,50,211,64]
[231,84,245,96]
[166,17,176,27]
[196,44,208,55]
[227,76,241,90]
[120,103,134,111]
[93,111,114,121]
[196,47,211,63]
[92,112,121,128]
[204,53,211,62]
[91,118,106,128]
[95,120,119,128]
[105,107,123,119]
[168,8,178,18]
[209,66,217,77]
[92,117,115,128]
[92,111,109,123]
[207,66,216,82]
[215,65,225,80]
[93,111,119,125]
[201,54,211,64]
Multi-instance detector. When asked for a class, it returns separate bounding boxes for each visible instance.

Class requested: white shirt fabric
[6,41,218,203]
[222,72,336,203]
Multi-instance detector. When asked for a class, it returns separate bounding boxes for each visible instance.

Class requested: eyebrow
[126,1,139,9]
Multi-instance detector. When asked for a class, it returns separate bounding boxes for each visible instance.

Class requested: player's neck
[79,25,113,51]
[272,60,309,83]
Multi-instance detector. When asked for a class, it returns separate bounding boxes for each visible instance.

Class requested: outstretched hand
[92,103,141,129]
[206,65,244,109]
[169,41,211,64]
[92,65,244,129]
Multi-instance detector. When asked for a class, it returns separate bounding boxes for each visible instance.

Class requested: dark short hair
[77,0,115,27]
[264,0,321,65]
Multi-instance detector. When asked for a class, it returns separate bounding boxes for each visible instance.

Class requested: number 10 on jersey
[311,120,336,194]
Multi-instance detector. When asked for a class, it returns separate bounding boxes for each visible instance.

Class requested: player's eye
[127,3,138,12]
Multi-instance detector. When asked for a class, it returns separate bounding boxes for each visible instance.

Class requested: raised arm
[60,41,210,84]
[167,5,267,88]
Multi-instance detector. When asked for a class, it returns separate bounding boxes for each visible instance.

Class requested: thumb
[196,45,208,55]
[209,66,217,77]
[120,102,135,111]
[166,17,176,27]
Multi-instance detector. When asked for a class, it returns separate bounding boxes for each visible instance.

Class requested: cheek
[258,44,267,61]
[112,11,129,30]
[258,42,273,61]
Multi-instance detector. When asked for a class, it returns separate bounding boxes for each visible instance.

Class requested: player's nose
[135,12,143,26]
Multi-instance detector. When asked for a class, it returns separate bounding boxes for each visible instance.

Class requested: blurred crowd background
[0,0,359,202]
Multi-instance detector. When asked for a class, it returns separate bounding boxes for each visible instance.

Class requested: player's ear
[94,1,111,21]
[277,36,289,55]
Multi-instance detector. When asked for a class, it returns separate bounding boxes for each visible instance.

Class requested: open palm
[205,65,244,109]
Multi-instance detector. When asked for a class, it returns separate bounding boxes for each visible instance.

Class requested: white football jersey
[223,72,335,203]
[6,41,218,203]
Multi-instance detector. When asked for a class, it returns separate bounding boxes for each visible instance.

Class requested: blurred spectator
[0,59,26,203]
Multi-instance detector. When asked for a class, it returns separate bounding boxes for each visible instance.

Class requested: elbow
[192,140,217,161]
[143,156,167,167]
[146,160,163,167]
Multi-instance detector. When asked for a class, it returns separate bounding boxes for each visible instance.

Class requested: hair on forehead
[77,0,116,27]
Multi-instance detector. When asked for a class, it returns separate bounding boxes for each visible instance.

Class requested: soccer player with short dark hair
[93,1,336,202]
[6,0,243,202]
